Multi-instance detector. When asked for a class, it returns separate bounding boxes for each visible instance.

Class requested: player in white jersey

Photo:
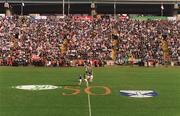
[85,65,93,83]
[78,75,83,85]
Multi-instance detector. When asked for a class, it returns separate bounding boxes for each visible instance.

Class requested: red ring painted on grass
[62,86,80,96]
[84,86,111,96]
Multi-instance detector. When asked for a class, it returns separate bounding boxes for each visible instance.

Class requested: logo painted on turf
[13,85,60,90]
[12,85,112,96]
[120,90,158,98]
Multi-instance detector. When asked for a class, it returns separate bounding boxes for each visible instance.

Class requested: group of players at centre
[78,65,94,85]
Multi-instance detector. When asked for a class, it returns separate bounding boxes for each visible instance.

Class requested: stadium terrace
[0,2,180,116]
[0,16,180,67]
[0,0,180,67]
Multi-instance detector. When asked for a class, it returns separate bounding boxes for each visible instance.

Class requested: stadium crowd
[0,16,180,66]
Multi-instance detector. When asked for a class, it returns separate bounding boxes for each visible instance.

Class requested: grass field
[0,66,180,116]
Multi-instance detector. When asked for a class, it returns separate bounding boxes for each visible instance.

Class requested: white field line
[86,82,92,116]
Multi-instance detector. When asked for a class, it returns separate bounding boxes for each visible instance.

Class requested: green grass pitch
[0,66,180,116]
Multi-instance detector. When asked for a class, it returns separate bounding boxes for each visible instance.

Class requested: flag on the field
[161,35,170,62]
[111,49,117,60]
[111,29,119,61]
[61,34,68,55]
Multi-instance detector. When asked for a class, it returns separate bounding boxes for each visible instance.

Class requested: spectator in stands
[0,16,179,66]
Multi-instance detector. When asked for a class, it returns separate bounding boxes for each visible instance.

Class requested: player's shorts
[89,75,93,82]
[90,75,93,79]
[87,75,90,79]
[84,78,88,82]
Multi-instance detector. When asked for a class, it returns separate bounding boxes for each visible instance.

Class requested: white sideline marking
[86,82,92,116]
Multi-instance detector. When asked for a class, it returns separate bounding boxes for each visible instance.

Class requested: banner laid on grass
[13,85,60,91]
[120,90,158,98]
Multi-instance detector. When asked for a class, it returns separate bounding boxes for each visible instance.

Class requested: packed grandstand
[0,15,180,66]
